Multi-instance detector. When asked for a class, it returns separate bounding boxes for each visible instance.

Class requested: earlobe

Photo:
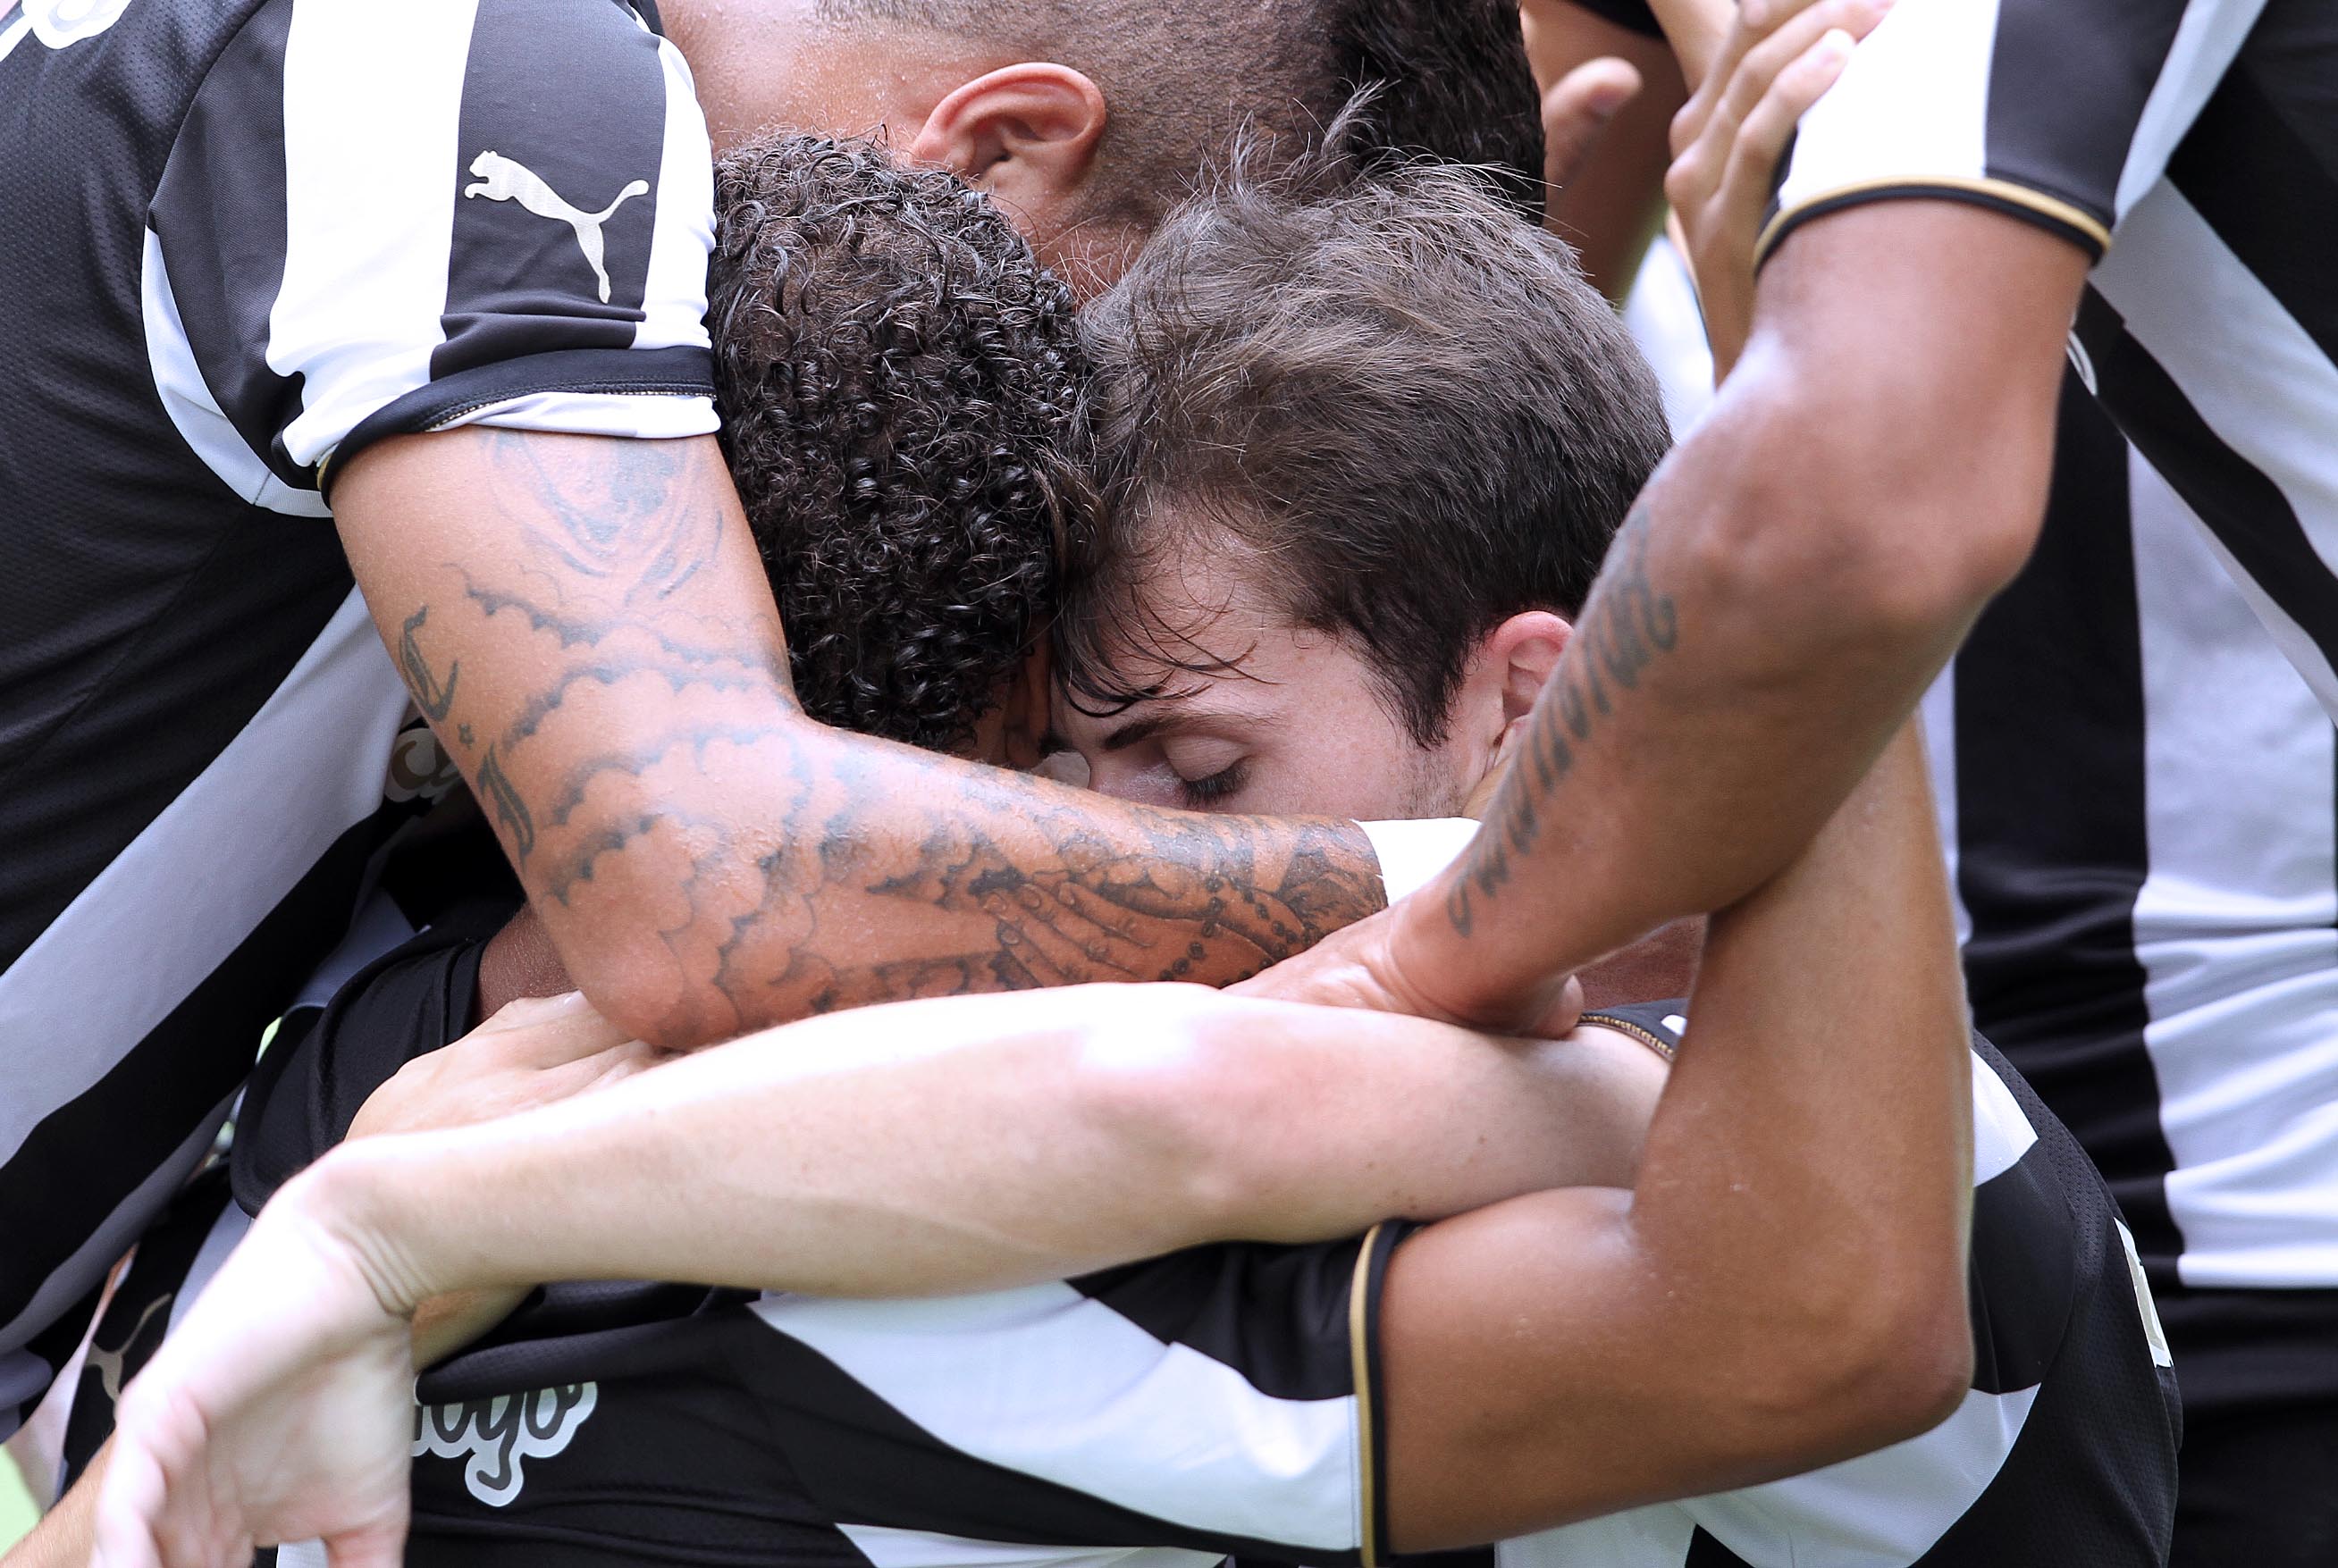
[906,63,1107,217]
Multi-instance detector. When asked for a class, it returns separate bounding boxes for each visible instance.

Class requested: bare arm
[335,429,1383,1049]
[1385,724,1974,1544]
[1364,198,2086,1028]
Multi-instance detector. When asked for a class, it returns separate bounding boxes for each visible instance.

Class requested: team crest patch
[414,1383,598,1506]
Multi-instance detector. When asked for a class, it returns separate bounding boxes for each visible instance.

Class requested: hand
[1539,55,1644,197]
[92,1191,417,1568]
[1665,0,1888,376]
[1232,900,1585,1038]
[347,991,665,1141]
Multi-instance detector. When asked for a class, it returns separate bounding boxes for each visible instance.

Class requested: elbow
[1735,1265,1974,1464]
[1681,363,2048,665]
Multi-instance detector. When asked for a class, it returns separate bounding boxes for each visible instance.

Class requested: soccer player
[92,147,2171,1568]
[0,0,1552,1463]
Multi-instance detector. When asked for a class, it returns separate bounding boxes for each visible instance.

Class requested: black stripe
[1909,1186,2179,1564]
[1685,1529,1754,1565]
[1966,1134,2078,1396]
[2081,289,2338,701]
[2165,43,2338,373]
[1981,0,2194,230]
[434,0,675,382]
[1067,1235,1367,1404]
[147,0,311,489]
[0,811,402,1328]
[328,344,712,494]
[718,1314,1363,1564]
[0,528,353,967]
[1951,373,2186,1278]
[1762,184,2106,272]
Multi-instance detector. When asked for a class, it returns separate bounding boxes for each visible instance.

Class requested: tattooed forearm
[1448,506,1679,937]
[399,605,460,724]
[376,428,1383,1047]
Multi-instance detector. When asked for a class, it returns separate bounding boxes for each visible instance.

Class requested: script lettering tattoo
[393,431,1383,1045]
[1447,506,1678,937]
[398,605,460,724]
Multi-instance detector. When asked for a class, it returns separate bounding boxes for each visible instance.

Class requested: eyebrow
[1098,701,1261,753]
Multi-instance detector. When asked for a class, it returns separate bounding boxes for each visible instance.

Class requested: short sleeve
[730,1228,1413,1565]
[149,0,718,507]
[1759,0,2267,268]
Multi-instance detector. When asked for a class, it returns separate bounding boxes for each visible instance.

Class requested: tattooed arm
[335,428,1382,1049]
[1249,197,2088,1031]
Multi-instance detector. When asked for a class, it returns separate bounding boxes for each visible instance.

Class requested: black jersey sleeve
[150,0,717,504]
[1759,0,2263,267]
[228,891,516,1215]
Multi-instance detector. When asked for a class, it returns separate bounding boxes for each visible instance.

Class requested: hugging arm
[336,428,1385,1051]
[1378,725,1972,1546]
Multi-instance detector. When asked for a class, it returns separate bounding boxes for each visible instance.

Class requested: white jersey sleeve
[149,0,717,504]
[1761,0,2268,266]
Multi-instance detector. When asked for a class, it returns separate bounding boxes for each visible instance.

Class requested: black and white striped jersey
[67,965,2174,1568]
[1926,378,2338,1307]
[0,0,717,1438]
[1762,0,2338,726]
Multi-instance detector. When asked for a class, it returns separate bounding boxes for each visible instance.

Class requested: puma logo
[414,1382,598,1506]
[83,1293,173,1406]
[464,151,649,304]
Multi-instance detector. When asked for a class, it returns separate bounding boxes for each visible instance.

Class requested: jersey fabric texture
[138,961,2178,1568]
[1763,1,2338,732]
[0,0,716,1438]
[1924,379,2338,1564]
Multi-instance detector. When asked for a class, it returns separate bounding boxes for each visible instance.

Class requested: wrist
[284,1137,448,1320]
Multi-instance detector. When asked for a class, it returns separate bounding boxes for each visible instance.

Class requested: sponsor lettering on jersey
[414,1382,598,1506]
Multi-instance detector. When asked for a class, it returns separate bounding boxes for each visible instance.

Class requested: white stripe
[752,1285,1360,1552]
[2126,454,2338,1286]
[1357,818,1476,903]
[1621,236,1715,439]
[0,591,404,1175]
[2091,180,2338,719]
[0,1098,231,1353]
[271,0,479,468]
[632,32,715,356]
[140,229,332,517]
[1921,664,1973,951]
[2111,0,2267,219]
[1496,1505,1696,1568]
[456,389,716,443]
[1496,1385,2038,1568]
[1971,1047,2039,1186]
[837,1525,1216,1568]
[0,13,33,64]
[1774,0,1996,216]
[1687,1384,2040,1564]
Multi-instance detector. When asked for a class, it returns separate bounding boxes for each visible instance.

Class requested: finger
[1728,28,1855,189]
[1711,0,1883,146]
[475,990,593,1033]
[1674,0,1880,149]
[1541,56,1642,195]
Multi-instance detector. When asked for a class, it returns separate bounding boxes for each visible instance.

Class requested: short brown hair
[1063,156,1670,746]
[820,0,1546,225]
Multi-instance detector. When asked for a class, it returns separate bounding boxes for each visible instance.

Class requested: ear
[906,63,1107,226]
[1477,609,1575,750]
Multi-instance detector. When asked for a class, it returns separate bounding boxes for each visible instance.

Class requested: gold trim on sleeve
[1350,1221,1384,1568]
[1754,175,2113,266]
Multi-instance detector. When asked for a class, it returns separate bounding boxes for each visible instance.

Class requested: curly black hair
[708,133,1091,754]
